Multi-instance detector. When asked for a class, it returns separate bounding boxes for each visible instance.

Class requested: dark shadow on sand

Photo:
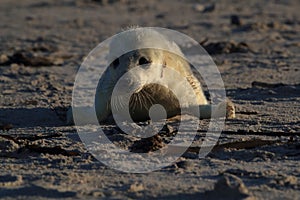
[0,184,76,198]
[0,107,65,128]
[227,84,300,101]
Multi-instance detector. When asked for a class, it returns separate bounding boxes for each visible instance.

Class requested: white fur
[107,27,183,62]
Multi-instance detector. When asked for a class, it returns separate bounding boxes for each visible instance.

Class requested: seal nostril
[138,57,150,65]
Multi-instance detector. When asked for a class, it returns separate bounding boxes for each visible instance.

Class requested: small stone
[276,175,298,186]
[203,4,215,13]
[205,174,254,199]
[0,54,9,64]
[156,14,165,19]
[129,183,144,192]
[231,15,242,26]
[194,3,215,13]
[25,16,34,21]
[176,160,194,170]
[52,57,64,65]
[0,136,18,153]
[203,41,252,55]
[194,4,205,12]
[90,190,104,197]
[130,134,164,153]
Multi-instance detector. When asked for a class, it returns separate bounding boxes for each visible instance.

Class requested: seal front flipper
[187,99,235,119]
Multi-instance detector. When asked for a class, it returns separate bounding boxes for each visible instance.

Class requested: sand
[0,0,299,199]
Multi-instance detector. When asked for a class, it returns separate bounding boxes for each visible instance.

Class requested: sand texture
[0,0,299,199]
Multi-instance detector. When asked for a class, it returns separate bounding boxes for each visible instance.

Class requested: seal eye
[112,58,120,68]
[138,57,150,66]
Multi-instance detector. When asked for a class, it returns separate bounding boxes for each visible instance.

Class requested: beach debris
[203,41,252,54]
[273,175,298,187]
[194,3,215,13]
[128,182,144,192]
[0,54,9,64]
[0,50,64,67]
[205,174,254,200]
[231,15,242,26]
[176,160,194,170]
[130,134,164,153]
[0,136,19,155]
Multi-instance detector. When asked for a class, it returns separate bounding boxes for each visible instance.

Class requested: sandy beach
[0,0,299,199]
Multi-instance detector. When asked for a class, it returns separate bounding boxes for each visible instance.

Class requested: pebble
[194,3,215,13]
[176,160,194,170]
[231,15,242,26]
[129,182,144,192]
[0,54,9,64]
[205,173,254,199]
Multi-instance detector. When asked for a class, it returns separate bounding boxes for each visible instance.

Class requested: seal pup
[93,28,235,123]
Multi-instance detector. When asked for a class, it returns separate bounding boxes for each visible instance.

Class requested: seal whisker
[118,95,126,111]
[111,96,123,112]
[141,91,150,110]
[139,92,146,110]
[143,89,155,105]
[137,94,143,110]
[140,90,150,109]
[132,94,139,111]
[114,97,119,111]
